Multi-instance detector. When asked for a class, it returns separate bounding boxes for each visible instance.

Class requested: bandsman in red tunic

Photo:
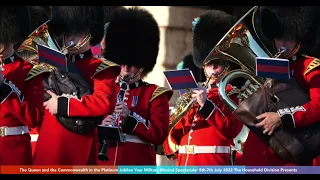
[98,7,173,165]
[0,6,50,165]
[163,10,245,166]
[236,6,320,166]
[25,6,52,155]
[33,6,121,165]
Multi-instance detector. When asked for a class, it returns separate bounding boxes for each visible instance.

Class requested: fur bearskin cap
[301,7,320,58]
[103,7,160,75]
[51,6,104,46]
[103,6,124,24]
[0,6,31,47]
[192,10,236,68]
[179,53,205,82]
[259,6,314,43]
[28,6,51,32]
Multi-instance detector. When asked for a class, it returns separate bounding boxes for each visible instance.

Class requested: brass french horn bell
[205,6,277,112]
[16,20,61,64]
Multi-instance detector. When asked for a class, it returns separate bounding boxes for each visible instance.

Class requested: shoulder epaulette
[149,86,173,102]
[91,56,120,78]
[304,57,320,75]
[25,64,52,81]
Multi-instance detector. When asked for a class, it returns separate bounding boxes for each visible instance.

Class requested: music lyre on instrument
[97,75,129,162]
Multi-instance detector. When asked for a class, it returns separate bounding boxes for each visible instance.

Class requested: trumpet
[98,75,129,162]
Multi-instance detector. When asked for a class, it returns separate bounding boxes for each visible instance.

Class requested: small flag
[164,69,198,90]
[91,44,102,56]
[37,44,67,71]
[256,57,290,80]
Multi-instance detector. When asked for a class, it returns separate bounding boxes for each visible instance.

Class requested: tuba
[16,20,61,65]
[210,6,320,165]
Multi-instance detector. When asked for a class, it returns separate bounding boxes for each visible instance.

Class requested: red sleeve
[57,68,118,117]
[278,69,320,129]
[198,95,243,140]
[0,75,45,128]
[163,117,185,157]
[122,92,171,145]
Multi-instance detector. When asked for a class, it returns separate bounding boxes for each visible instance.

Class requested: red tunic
[29,128,39,156]
[0,54,49,165]
[33,50,120,165]
[163,86,243,166]
[236,54,319,166]
[97,80,173,165]
[313,156,320,166]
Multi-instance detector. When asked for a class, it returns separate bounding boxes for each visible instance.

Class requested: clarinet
[98,75,129,162]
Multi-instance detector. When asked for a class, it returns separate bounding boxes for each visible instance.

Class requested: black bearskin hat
[103,7,160,75]
[302,7,320,58]
[28,6,51,32]
[0,6,31,47]
[259,6,314,43]
[192,10,236,68]
[232,6,254,20]
[51,6,104,46]
[178,53,205,82]
[103,6,126,35]
[103,6,124,24]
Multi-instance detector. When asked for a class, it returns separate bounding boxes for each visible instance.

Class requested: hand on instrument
[241,80,251,92]
[255,112,282,135]
[114,102,130,119]
[101,115,115,126]
[43,90,58,116]
[191,87,207,107]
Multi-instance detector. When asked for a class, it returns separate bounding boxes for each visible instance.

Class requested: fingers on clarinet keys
[102,121,113,126]
[102,115,114,126]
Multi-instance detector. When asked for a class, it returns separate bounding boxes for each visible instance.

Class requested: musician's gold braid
[119,68,143,83]
[61,33,92,54]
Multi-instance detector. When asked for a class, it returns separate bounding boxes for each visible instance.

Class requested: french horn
[209,6,320,165]
[16,20,61,65]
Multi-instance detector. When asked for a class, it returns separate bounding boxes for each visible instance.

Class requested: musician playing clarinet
[0,6,50,165]
[99,7,173,166]
[33,6,120,165]
[163,10,244,166]
[236,6,320,166]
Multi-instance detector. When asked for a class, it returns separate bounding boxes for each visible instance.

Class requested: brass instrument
[16,20,61,65]
[207,6,280,153]
[203,6,285,111]
[169,74,213,131]
[168,7,272,132]
[169,89,196,131]
[208,6,320,164]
